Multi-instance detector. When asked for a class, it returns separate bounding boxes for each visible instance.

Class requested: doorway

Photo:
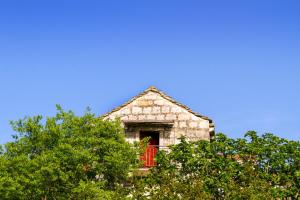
[140,131,159,167]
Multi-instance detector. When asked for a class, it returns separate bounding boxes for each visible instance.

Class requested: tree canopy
[131,132,300,199]
[0,106,138,199]
[0,107,299,199]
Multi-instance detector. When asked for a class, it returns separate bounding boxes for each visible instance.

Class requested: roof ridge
[146,85,159,91]
[102,86,215,138]
[102,86,212,122]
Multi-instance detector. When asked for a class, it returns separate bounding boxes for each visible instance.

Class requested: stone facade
[103,86,214,147]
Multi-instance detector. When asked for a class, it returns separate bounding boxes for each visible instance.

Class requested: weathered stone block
[174,121,178,128]
[179,121,187,128]
[137,100,153,107]
[146,115,156,120]
[171,106,182,113]
[154,100,165,106]
[156,115,165,120]
[161,106,170,113]
[144,92,158,100]
[120,108,130,115]
[132,107,142,114]
[128,115,138,120]
[152,106,161,114]
[178,113,190,120]
[175,129,186,137]
[166,114,176,120]
[189,121,198,128]
[198,120,209,128]
[191,115,199,121]
[138,115,146,120]
[129,100,138,106]
[143,107,152,114]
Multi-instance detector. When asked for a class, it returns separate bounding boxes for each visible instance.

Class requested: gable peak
[102,86,213,125]
[145,85,160,92]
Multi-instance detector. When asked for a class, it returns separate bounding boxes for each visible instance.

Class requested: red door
[140,131,159,167]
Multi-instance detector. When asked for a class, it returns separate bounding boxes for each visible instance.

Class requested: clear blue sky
[1,0,300,144]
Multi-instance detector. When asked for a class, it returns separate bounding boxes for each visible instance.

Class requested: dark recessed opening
[140,131,159,146]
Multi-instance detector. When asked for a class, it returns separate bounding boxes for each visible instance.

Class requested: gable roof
[102,86,215,136]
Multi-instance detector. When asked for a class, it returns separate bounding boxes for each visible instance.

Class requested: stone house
[103,86,214,167]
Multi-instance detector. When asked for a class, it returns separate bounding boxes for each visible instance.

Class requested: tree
[1,107,299,199]
[0,105,138,199]
[131,132,299,199]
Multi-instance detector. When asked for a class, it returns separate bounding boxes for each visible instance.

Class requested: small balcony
[140,145,169,167]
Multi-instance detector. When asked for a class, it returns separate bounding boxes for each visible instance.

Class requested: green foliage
[132,132,300,199]
[70,180,120,200]
[1,107,299,199]
[0,106,138,199]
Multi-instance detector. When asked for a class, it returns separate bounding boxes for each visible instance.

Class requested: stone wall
[105,91,211,146]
